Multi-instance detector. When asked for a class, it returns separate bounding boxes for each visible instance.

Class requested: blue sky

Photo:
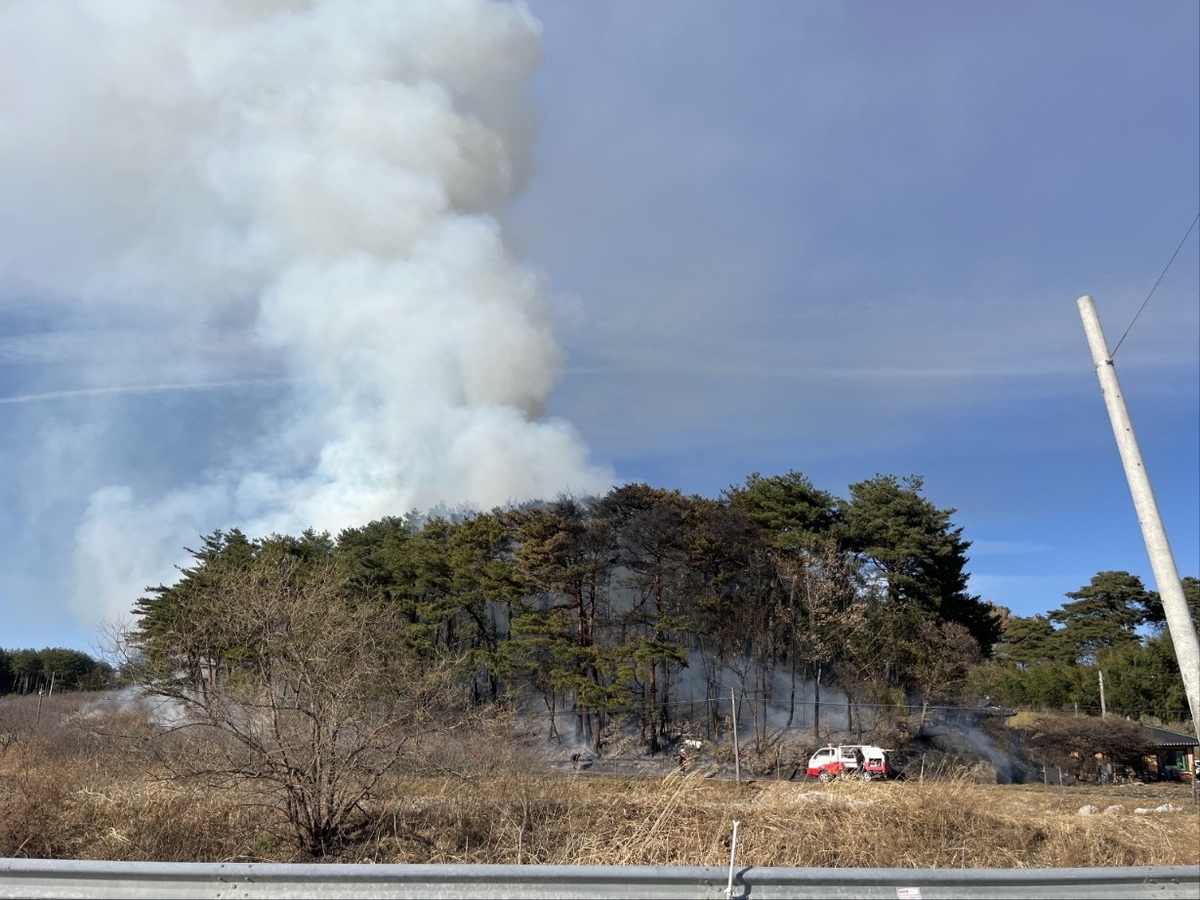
[513,0,1200,615]
[0,0,1196,654]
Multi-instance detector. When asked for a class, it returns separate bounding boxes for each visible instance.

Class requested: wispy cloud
[0,378,290,405]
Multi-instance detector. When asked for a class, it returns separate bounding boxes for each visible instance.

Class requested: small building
[1140,724,1199,782]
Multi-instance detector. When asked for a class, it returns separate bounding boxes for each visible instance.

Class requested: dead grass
[1,695,1196,867]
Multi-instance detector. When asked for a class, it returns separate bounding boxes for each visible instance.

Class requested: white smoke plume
[0,0,612,630]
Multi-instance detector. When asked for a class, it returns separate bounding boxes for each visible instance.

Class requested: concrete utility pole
[731,688,741,783]
[1077,296,1200,752]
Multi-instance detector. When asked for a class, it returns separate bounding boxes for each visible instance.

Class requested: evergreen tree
[597,484,693,752]
[446,510,523,703]
[506,497,620,748]
[131,528,258,696]
[725,470,840,549]
[1141,575,1200,630]
[842,474,999,650]
[1049,571,1153,665]
[993,615,1072,667]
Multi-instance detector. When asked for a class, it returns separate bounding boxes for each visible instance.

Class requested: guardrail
[1,859,1196,899]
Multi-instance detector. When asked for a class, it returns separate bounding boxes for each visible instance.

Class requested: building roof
[1142,724,1199,748]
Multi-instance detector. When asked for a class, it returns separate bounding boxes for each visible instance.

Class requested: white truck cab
[806,744,895,781]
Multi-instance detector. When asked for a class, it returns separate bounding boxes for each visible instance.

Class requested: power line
[1111,211,1200,358]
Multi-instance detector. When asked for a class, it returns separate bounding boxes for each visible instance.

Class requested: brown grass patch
[1,695,1196,867]
[353,767,1197,868]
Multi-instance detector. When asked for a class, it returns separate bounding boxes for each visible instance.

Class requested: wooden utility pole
[1078,296,1200,771]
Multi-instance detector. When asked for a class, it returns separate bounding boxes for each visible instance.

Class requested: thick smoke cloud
[0,0,612,630]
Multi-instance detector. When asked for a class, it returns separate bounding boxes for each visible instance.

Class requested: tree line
[128,471,1199,743]
[129,472,1000,748]
[977,571,1199,721]
[119,469,1197,855]
[0,646,112,695]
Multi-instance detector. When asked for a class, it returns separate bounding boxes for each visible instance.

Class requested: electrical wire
[1111,211,1200,358]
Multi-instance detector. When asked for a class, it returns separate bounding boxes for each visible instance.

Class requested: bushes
[1014,712,1156,781]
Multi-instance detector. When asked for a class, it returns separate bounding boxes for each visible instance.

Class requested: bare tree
[902,618,982,735]
[129,546,444,855]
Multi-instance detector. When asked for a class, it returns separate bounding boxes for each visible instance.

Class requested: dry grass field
[1,692,1196,868]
